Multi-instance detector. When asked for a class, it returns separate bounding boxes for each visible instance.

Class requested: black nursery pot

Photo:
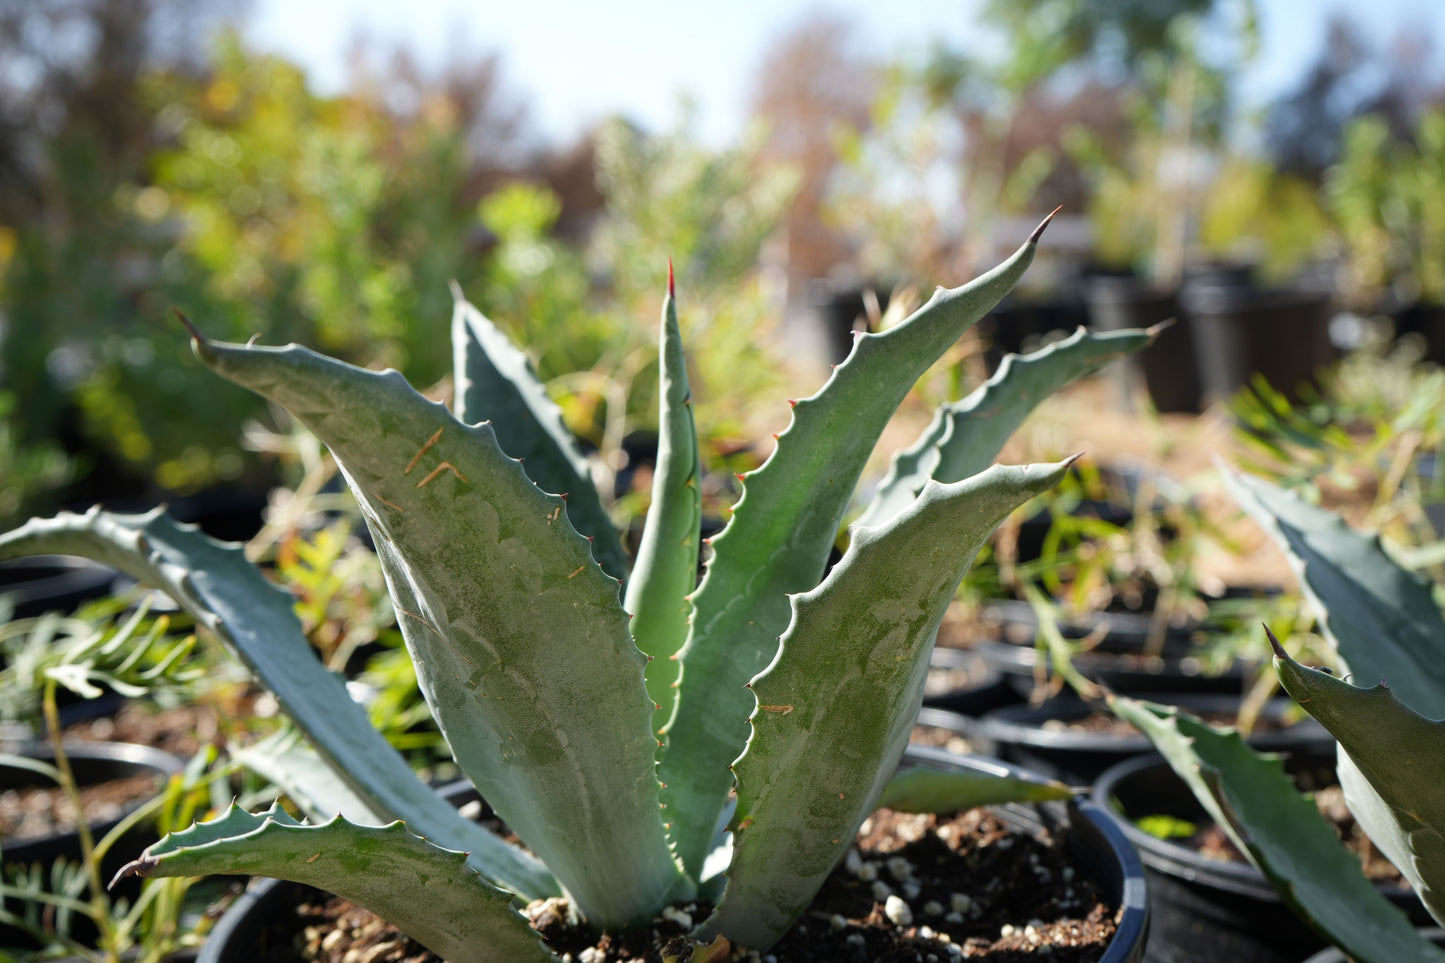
[0,742,183,950]
[972,694,1332,784]
[1083,276,1198,413]
[0,555,118,620]
[1301,928,1445,962]
[974,633,1254,698]
[1180,284,1336,407]
[197,749,1150,963]
[1092,752,1429,963]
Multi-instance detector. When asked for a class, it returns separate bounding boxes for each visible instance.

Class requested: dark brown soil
[910,724,976,756]
[279,807,1119,962]
[0,770,163,841]
[65,701,222,757]
[1038,710,1286,738]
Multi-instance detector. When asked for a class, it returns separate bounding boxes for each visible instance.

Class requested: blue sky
[245,0,1445,148]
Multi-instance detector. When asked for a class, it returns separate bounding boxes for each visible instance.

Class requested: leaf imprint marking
[405,428,445,475]
[758,704,794,714]
[397,607,442,636]
[416,462,468,488]
[566,566,586,579]
[369,490,405,513]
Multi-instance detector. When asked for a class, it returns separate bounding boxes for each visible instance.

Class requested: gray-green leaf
[696,460,1070,950]
[188,333,681,928]
[120,804,561,963]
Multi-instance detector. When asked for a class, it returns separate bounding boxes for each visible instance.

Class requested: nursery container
[1094,752,1428,963]
[1083,276,1198,413]
[1180,284,1335,406]
[197,749,1150,963]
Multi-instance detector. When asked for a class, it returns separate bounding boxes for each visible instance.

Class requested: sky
[244,0,1445,149]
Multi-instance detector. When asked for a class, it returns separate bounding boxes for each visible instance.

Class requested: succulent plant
[1106,468,1445,963]
[0,212,1158,961]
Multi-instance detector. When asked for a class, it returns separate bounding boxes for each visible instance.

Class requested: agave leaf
[661,215,1056,881]
[695,461,1070,950]
[1224,468,1445,718]
[1226,469,1445,925]
[119,804,561,963]
[187,332,680,927]
[1272,638,1445,927]
[451,291,629,580]
[1111,695,1445,963]
[876,762,1073,813]
[0,508,554,901]
[624,274,702,732]
[855,325,1159,530]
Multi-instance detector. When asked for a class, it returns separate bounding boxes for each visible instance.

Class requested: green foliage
[0,595,203,733]
[1197,155,1332,280]
[1327,110,1445,309]
[1,222,1156,957]
[0,675,238,963]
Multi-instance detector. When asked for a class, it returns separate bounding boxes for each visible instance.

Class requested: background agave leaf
[1111,696,1445,963]
[1226,469,1445,925]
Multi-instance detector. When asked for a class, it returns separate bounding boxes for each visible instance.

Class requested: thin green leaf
[624,274,701,732]
[696,460,1070,950]
[119,805,561,963]
[876,764,1072,813]
[661,216,1055,882]
[232,730,385,825]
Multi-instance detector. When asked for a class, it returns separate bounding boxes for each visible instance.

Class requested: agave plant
[0,212,1158,961]
[1107,469,1445,963]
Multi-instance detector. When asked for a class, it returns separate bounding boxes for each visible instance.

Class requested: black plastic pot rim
[1091,751,1282,901]
[0,739,185,777]
[1300,928,1444,962]
[974,637,1249,683]
[976,694,1330,754]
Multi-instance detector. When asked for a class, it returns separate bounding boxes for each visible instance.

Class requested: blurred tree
[0,22,530,503]
[1266,16,1445,180]
[0,0,243,224]
[747,13,877,282]
[0,0,248,514]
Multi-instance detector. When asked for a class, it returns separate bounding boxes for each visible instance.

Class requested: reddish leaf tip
[173,309,206,344]
[667,257,675,299]
[1263,624,1288,660]
[1028,206,1063,244]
